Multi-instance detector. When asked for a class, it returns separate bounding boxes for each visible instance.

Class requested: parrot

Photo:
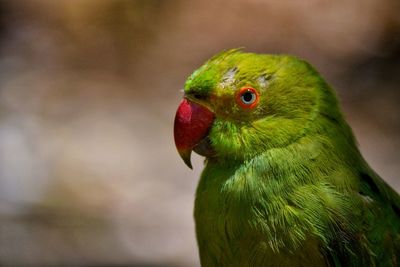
[173,49,400,267]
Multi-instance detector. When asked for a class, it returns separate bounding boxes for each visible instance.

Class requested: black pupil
[242,92,253,103]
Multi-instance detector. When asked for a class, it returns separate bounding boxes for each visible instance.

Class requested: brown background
[0,1,399,266]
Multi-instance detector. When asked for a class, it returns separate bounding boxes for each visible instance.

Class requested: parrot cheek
[174,98,215,169]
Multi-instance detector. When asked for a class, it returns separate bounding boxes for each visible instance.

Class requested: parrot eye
[236,87,259,109]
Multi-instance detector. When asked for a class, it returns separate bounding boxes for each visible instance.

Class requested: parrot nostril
[194,93,203,99]
[187,91,208,101]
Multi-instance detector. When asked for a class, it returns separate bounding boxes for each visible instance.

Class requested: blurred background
[0,0,398,266]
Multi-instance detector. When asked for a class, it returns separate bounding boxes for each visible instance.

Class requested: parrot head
[174,49,339,168]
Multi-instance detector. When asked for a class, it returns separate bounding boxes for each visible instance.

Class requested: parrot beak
[174,98,215,169]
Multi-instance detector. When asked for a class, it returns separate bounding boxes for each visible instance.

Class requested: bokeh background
[0,0,398,266]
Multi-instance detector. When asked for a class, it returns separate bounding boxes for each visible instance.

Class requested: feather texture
[182,49,400,266]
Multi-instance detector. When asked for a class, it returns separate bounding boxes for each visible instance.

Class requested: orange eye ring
[236,87,259,109]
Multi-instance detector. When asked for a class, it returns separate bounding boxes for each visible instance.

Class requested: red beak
[174,98,215,169]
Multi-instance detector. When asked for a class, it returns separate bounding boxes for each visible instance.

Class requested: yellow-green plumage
[183,49,400,266]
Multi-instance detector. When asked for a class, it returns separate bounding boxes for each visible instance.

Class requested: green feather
[184,49,400,266]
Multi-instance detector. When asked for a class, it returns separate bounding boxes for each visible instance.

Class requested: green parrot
[173,49,400,267]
